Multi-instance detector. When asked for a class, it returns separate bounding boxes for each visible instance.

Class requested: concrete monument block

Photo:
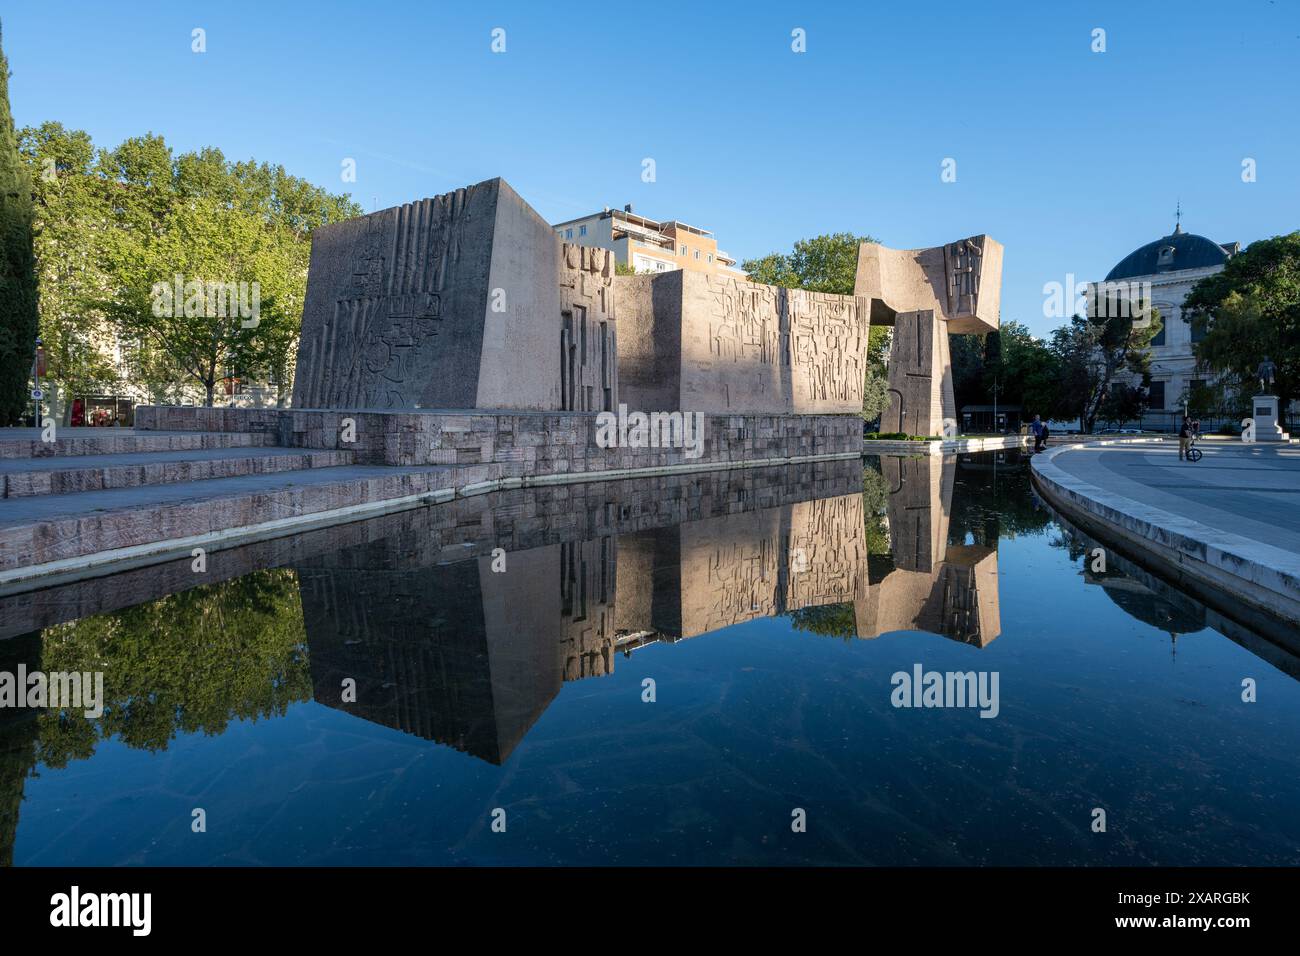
[881,309,957,437]
[614,272,869,415]
[293,178,561,411]
[854,235,1002,334]
[855,235,1003,435]
[558,244,619,413]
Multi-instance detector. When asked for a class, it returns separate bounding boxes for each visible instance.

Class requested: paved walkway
[1044,439,1300,555]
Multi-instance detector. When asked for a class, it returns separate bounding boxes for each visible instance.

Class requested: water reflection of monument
[857,456,1001,647]
[301,455,1002,765]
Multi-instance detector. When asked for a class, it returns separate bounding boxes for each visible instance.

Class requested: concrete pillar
[882,310,956,437]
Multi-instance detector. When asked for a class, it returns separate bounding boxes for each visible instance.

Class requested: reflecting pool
[2,452,1299,865]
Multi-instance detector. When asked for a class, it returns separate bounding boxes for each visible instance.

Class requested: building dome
[1105,224,1233,281]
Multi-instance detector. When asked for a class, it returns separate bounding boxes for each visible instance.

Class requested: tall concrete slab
[293,178,561,411]
[615,271,869,415]
[882,310,957,437]
[855,236,1003,435]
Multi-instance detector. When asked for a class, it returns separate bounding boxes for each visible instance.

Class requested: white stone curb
[864,435,1032,455]
[1031,438,1300,625]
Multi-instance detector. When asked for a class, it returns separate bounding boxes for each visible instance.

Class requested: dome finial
[1173,200,1184,235]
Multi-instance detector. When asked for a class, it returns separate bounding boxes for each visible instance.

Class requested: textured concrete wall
[292,178,561,411]
[881,309,956,436]
[557,244,618,413]
[612,273,681,412]
[615,272,868,415]
[854,235,1002,335]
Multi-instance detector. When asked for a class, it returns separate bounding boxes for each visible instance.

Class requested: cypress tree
[0,21,39,425]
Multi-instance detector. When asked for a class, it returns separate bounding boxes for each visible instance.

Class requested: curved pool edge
[1030,439,1300,628]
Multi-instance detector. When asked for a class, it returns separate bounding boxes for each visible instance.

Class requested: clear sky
[4,0,1298,337]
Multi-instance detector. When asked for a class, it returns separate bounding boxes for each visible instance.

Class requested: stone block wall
[135,406,862,477]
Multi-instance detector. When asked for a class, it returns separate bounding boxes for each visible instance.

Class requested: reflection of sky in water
[4,452,1300,866]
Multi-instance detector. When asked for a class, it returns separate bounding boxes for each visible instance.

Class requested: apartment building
[553,204,745,277]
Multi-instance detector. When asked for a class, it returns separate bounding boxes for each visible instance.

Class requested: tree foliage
[17,123,362,408]
[0,25,40,424]
[1048,303,1161,432]
[1184,233,1300,414]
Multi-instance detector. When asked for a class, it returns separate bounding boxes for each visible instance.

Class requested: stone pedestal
[1252,394,1290,442]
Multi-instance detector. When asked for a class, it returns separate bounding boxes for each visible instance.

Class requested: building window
[579,225,587,237]
[1151,323,1165,346]
[1147,381,1166,410]
[707,254,713,263]
[694,250,700,260]
[565,228,573,239]
[680,244,687,255]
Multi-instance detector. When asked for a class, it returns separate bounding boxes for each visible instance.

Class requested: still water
[2,452,1298,866]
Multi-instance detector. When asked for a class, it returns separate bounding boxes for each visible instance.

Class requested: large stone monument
[293,177,613,411]
[614,270,870,415]
[854,236,1003,436]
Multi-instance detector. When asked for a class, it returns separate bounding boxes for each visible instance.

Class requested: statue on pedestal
[1255,357,1276,395]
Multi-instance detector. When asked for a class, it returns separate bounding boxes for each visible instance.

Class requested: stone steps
[0,462,471,582]
[0,429,280,459]
[0,447,356,498]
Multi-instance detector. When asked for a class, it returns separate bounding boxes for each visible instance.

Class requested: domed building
[1094,221,1239,431]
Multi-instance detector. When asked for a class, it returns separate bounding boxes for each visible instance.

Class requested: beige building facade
[553,205,745,277]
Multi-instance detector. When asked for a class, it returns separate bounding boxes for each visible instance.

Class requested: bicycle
[1186,436,1203,462]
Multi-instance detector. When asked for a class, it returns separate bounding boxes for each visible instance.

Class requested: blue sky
[5,0,1298,337]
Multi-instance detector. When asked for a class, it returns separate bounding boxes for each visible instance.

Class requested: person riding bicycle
[1178,418,1192,461]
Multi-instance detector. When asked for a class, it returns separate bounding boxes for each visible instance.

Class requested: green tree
[1050,302,1161,433]
[950,333,987,411]
[861,369,890,422]
[742,232,871,295]
[985,321,1064,421]
[1184,233,1300,417]
[18,127,361,408]
[0,23,40,424]
[17,122,119,419]
[98,195,299,406]
[1098,382,1149,429]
